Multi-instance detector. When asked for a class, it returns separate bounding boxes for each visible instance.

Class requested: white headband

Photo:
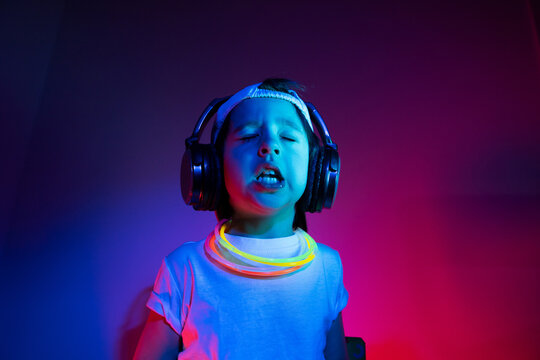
[212,82,313,143]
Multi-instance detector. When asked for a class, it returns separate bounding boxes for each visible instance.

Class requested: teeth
[257,168,282,179]
[257,175,280,184]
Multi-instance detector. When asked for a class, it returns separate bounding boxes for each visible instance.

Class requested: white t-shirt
[146,228,348,360]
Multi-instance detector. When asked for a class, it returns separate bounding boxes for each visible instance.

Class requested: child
[134,79,349,359]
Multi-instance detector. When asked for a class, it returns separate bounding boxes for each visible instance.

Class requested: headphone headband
[186,97,229,148]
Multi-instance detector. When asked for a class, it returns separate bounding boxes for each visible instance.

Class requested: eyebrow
[280,118,303,131]
[232,121,260,132]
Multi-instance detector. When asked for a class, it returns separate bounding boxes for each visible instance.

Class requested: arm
[133,310,181,360]
[323,312,349,360]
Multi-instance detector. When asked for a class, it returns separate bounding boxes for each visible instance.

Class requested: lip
[254,163,284,181]
[253,181,284,192]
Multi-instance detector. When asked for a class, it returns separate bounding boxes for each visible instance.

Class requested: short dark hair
[212,78,321,232]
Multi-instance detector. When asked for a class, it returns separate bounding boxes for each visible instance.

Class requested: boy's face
[223,98,310,218]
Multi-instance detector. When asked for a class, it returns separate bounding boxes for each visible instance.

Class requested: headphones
[181,95,340,213]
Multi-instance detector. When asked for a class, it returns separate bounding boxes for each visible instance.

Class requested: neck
[227,208,296,238]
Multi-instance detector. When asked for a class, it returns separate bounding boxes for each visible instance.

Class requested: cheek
[223,154,239,185]
[223,147,251,191]
[290,147,310,187]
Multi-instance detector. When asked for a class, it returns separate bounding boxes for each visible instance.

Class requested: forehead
[228,98,305,130]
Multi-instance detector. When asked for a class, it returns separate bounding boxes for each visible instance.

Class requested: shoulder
[316,242,344,271]
[162,239,206,272]
[168,239,204,259]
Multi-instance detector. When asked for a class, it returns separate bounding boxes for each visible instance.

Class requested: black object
[181,95,340,212]
[346,337,366,360]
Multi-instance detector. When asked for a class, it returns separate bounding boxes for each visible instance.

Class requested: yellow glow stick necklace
[216,220,317,267]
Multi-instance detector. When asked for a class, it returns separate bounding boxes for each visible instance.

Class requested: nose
[258,135,280,157]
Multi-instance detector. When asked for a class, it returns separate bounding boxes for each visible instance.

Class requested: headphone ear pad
[308,145,326,213]
[299,144,318,212]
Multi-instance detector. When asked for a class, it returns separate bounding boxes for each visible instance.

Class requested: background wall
[2,0,540,359]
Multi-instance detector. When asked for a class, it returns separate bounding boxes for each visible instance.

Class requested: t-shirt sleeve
[334,252,349,318]
[146,257,184,335]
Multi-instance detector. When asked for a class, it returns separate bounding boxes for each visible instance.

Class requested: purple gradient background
[2,0,540,359]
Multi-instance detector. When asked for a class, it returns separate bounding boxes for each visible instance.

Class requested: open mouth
[255,166,284,187]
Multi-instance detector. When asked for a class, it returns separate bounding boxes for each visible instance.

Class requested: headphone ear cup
[308,145,340,212]
[181,144,202,208]
[181,143,220,211]
[200,144,220,210]
[319,146,340,210]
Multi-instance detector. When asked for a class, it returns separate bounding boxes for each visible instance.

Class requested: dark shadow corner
[117,285,153,360]
[346,336,366,360]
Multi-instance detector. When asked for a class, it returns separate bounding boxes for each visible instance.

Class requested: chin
[253,200,299,216]
[232,200,293,217]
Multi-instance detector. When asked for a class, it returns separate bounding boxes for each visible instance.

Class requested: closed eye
[281,136,296,142]
[240,134,258,141]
